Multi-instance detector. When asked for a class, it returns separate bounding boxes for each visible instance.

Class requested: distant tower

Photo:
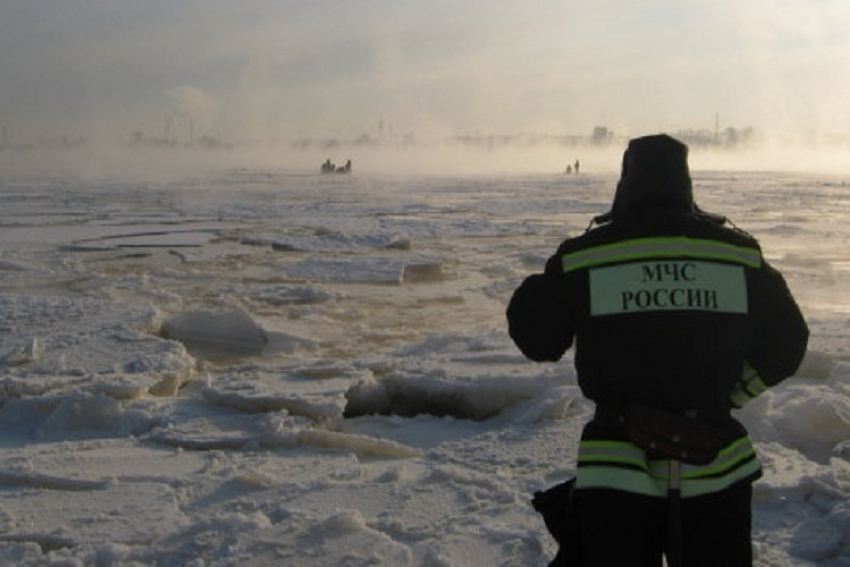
[592,126,610,143]
[714,113,719,143]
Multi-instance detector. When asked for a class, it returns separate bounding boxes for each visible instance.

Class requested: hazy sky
[2,0,849,145]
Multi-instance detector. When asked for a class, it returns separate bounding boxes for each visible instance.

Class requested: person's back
[508,134,808,566]
[548,209,802,418]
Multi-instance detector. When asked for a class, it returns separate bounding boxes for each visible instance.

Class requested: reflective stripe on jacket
[560,236,763,274]
[575,435,761,498]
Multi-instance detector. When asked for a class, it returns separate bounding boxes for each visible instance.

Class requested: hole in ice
[0,535,75,554]
[343,374,531,421]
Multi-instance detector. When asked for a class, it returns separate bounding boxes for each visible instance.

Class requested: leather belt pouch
[627,404,728,465]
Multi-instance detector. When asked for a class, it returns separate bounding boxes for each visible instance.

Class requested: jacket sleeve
[506,270,574,362]
[731,262,809,408]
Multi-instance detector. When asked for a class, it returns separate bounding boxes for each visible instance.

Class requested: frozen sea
[0,153,848,566]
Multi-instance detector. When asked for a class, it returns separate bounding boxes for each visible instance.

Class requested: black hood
[609,134,695,216]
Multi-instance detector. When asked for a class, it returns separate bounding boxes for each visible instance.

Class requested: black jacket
[507,210,808,419]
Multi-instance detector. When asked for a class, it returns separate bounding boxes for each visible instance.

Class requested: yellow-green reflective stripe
[731,362,767,407]
[677,438,756,480]
[577,436,756,479]
[681,458,761,498]
[741,362,768,396]
[562,237,762,273]
[587,440,756,481]
[717,436,755,460]
[577,453,649,472]
[576,455,761,498]
[578,440,647,464]
[576,466,668,498]
[580,437,754,460]
[747,377,768,396]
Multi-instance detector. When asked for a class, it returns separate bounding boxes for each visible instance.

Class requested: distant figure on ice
[574,159,580,174]
[508,134,808,566]
[564,165,573,175]
[321,159,352,174]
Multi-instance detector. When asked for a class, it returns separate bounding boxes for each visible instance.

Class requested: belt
[594,402,727,424]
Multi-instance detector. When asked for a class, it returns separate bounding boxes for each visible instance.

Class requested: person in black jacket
[508,134,808,567]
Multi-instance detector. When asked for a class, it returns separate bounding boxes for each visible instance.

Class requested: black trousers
[552,482,753,567]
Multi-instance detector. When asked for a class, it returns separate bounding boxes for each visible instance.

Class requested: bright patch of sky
[1,0,848,144]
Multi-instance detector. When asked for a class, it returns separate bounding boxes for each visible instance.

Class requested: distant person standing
[508,134,808,566]
[574,159,580,174]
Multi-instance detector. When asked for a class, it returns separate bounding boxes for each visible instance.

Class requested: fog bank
[2,136,849,182]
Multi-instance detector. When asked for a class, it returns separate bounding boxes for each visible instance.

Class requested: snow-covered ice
[0,163,848,565]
